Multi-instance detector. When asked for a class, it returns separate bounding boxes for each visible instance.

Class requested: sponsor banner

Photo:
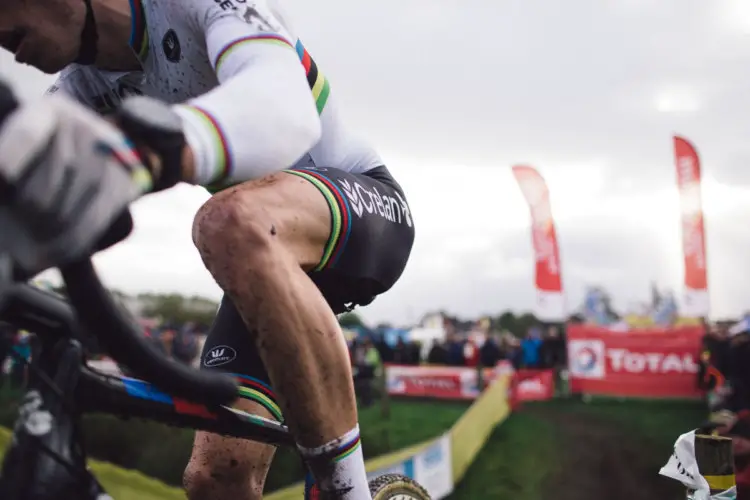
[413,434,454,499]
[512,165,565,322]
[511,369,556,403]
[367,434,453,500]
[386,364,479,400]
[386,363,553,404]
[567,324,703,398]
[673,136,710,318]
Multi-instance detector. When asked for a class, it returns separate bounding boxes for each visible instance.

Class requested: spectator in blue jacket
[521,327,543,368]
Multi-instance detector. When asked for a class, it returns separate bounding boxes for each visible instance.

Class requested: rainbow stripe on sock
[333,434,361,463]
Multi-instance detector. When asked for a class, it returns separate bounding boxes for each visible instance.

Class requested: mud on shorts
[198,165,415,422]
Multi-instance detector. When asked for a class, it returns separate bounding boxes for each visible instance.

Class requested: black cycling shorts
[199,165,414,421]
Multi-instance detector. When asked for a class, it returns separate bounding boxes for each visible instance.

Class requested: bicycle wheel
[368,473,432,500]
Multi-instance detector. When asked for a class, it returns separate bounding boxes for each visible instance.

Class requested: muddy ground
[526,406,685,500]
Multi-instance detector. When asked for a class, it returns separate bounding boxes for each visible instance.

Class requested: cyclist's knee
[193,178,282,264]
[192,173,330,274]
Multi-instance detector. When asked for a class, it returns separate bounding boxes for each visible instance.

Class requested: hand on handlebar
[0,81,185,276]
[0,81,238,405]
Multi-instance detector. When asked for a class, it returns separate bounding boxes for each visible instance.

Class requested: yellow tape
[265,375,512,499]
[703,474,736,491]
[449,375,511,483]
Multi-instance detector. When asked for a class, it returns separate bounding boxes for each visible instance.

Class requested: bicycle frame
[0,282,296,499]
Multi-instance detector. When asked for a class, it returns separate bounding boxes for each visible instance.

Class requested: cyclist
[0,0,415,498]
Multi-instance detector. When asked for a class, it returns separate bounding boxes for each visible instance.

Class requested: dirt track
[526,407,685,500]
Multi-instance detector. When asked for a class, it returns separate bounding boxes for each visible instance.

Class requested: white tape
[659,430,710,491]
[660,430,736,500]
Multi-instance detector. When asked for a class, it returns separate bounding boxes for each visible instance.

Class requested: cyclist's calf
[183,428,276,500]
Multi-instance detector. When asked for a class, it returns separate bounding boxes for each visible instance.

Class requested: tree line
[48,286,600,335]
[339,310,587,338]
[50,286,220,326]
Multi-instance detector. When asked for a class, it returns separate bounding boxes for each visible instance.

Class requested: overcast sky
[3,0,750,325]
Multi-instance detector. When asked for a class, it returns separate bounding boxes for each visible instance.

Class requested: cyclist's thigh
[286,165,415,308]
[199,295,283,422]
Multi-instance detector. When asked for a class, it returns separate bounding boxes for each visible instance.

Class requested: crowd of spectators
[698,320,750,412]
[346,328,569,405]
[344,322,569,406]
[349,337,383,407]
[696,318,750,498]
[141,320,206,367]
[426,326,566,370]
[356,325,567,371]
[0,319,206,389]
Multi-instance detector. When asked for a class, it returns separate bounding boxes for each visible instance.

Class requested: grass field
[448,405,558,500]
[359,399,470,453]
[0,398,469,499]
[447,398,706,500]
[0,395,703,500]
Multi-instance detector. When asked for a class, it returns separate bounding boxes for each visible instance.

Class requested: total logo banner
[567,324,704,398]
[568,340,605,379]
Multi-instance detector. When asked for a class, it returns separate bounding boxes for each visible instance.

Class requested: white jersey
[48,0,383,190]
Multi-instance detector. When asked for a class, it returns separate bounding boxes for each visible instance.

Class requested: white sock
[298,425,371,499]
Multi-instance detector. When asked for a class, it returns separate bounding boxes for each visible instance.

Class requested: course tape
[265,375,512,500]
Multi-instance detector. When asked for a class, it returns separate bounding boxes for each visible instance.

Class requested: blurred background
[4,0,750,499]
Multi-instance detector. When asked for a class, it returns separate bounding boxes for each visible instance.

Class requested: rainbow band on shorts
[232,373,283,422]
[283,169,352,271]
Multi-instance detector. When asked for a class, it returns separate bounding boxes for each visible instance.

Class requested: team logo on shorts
[203,345,237,367]
[568,340,605,379]
[337,179,413,227]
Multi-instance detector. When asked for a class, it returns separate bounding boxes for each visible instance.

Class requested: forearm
[173,44,321,187]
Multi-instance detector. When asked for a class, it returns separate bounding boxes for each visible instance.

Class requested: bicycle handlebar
[0,81,239,408]
[60,260,238,407]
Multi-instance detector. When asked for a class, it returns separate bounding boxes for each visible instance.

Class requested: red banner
[514,369,555,401]
[567,324,703,398]
[386,365,478,400]
[512,165,565,321]
[385,363,554,404]
[401,373,463,399]
[512,165,562,293]
[510,369,556,406]
[673,136,709,317]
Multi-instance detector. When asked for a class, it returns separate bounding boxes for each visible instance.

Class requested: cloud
[6,0,750,325]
